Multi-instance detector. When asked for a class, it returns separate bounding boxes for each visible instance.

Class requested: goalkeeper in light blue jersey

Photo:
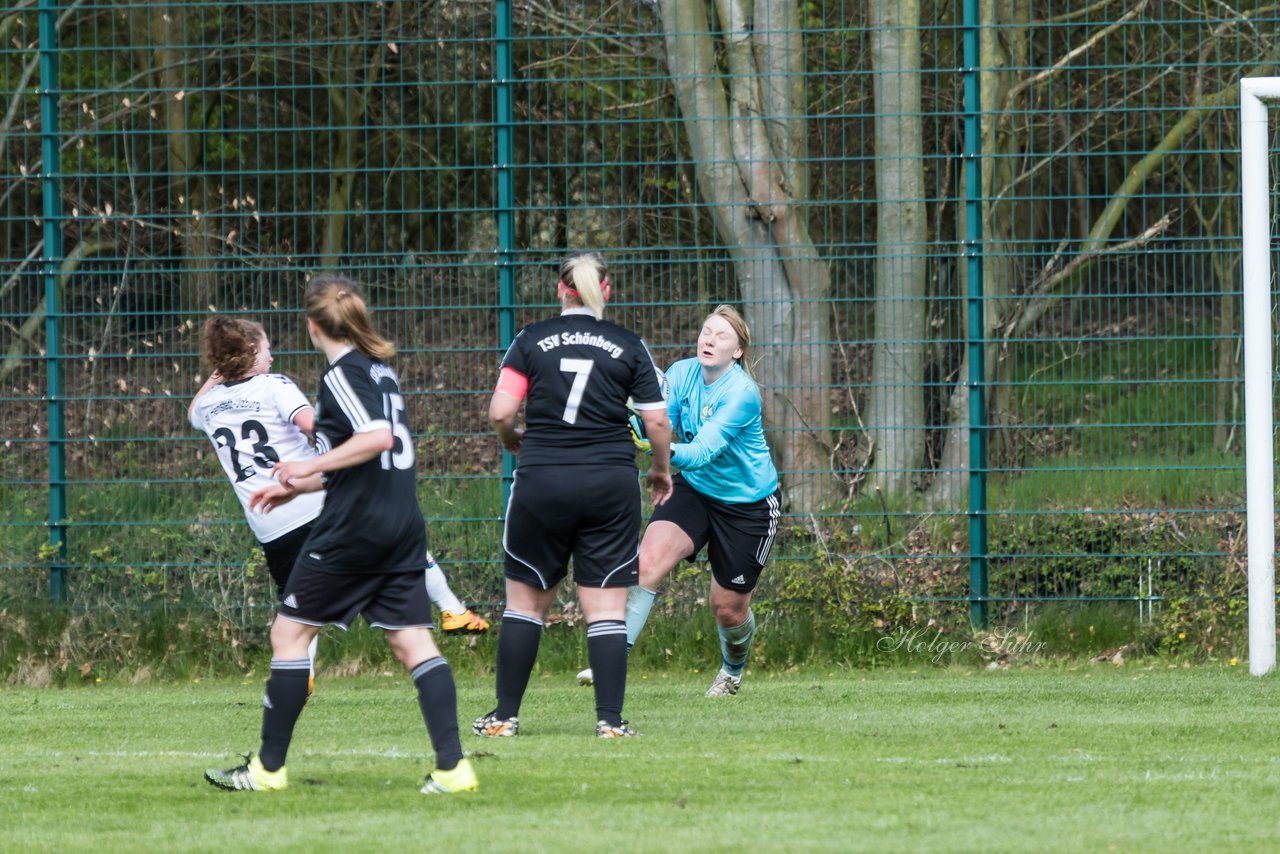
[664,350,779,504]
[625,305,781,697]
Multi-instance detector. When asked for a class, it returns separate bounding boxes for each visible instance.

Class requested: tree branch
[1001,0,1150,115]
[1,237,113,381]
[0,0,88,165]
[1005,214,1173,341]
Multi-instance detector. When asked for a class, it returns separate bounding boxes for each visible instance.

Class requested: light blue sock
[717,610,755,678]
[624,586,657,650]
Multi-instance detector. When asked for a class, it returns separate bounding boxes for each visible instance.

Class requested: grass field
[4,666,1280,852]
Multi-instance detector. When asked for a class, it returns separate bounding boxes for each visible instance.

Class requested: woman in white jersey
[580,306,780,697]
[189,317,488,633]
[189,316,325,595]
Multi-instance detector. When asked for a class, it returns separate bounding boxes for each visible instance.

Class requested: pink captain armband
[495,367,529,400]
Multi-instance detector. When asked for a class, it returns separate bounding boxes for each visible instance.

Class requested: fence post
[962,0,989,627]
[38,0,67,602]
[495,0,516,498]
[38,0,67,604]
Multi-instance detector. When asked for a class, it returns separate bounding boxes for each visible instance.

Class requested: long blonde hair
[710,304,753,378]
[559,252,608,320]
[305,275,395,361]
[202,315,265,380]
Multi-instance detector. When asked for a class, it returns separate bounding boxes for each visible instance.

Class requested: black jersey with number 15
[298,348,428,574]
[501,311,664,467]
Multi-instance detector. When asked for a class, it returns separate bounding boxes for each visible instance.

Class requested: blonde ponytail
[559,253,608,320]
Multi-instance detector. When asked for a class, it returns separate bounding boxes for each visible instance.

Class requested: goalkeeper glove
[628,409,651,454]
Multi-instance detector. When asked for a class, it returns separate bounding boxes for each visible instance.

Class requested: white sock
[424,551,465,613]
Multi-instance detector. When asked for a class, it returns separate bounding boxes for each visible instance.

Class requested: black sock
[587,620,628,726]
[411,657,462,771]
[494,610,543,719]
[258,658,310,771]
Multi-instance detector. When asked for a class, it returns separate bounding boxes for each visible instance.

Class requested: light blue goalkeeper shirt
[665,357,779,504]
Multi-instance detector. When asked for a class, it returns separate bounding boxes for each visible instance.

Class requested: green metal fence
[1,1,1272,622]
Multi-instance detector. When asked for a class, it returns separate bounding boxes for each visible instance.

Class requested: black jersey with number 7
[500,311,664,467]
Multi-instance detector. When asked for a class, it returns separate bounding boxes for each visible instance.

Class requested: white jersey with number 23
[190,373,325,543]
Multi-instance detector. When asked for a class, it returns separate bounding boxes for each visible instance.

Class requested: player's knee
[712,603,742,626]
[269,618,313,657]
[387,628,436,667]
[638,547,682,588]
[710,592,750,627]
[637,560,664,588]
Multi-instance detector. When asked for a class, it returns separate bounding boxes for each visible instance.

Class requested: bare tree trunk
[317,5,398,268]
[1193,121,1241,452]
[150,1,217,310]
[658,0,835,512]
[755,0,833,511]
[926,0,1023,508]
[1212,227,1240,454]
[320,80,359,266]
[866,0,926,497]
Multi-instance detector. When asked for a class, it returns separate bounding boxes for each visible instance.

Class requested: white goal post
[1242,78,1280,676]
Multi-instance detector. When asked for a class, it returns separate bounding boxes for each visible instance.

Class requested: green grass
[1,600,1248,687]
[4,667,1280,852]
[993,448,1242,511]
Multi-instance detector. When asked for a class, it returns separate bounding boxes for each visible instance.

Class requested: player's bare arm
[270,427,392,486]
[291,406,316,437]
[640,407,673,505]
[488,390,524,455]
[248,475,323,513]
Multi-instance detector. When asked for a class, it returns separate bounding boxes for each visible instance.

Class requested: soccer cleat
[204,754,287,792]
[472,711,519,737]
[441,609,490,634]
[705,671,741,697]
[420,757,479,794]
[597,719,640,738]
[575,667,594,686]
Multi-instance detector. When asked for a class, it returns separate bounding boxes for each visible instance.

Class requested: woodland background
[1,2,1274,632]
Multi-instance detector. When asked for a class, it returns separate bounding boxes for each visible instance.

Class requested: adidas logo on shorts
[731,575,746,585]
[283,594,298,608]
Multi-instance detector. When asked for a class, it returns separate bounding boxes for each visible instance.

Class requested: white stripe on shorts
[755,492,781,565]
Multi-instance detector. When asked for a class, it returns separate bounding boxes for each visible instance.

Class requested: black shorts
[277,564,435,631]
[650,473,781,593]
[502,464,641,590]
[259,523,313,599]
